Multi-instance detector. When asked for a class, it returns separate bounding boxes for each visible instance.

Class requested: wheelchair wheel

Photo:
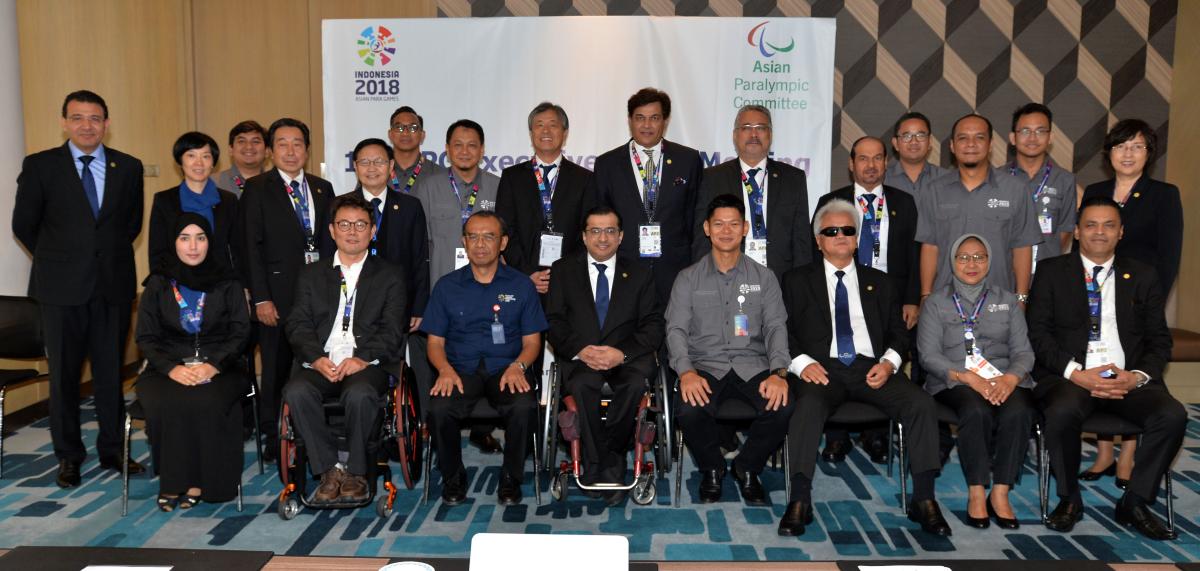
[550,472,568,501]
[652,409,670,476]
[396,375,422,490]
[632,474,656,505]
[375,494,394,518]
[278,404,297,487]
[278,495,301,520]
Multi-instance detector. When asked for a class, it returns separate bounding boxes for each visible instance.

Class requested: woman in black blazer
[149,132,240,273]
[136,214,249,510]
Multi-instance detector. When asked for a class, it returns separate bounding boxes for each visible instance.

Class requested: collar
[587,252,615,272]
[632,139,663,157]
[707,252,746,276]
[279,169,306,187]
[535,155,563,169]
[1080,253,1115,274]
[333,251,367,272]
[853,183,882,198]
[68,140,106,162]
[452,168,479,186]
[361,187,387,203]
[739,157,767,173]
[823,257,857,279]
[888,159,934,177]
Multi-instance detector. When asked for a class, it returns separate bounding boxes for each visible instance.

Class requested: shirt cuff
[254,300,269,306]
[1063,360,1082,380]
[880,349,902,373]
[1131,370,1151,383]
[788,354,817,377]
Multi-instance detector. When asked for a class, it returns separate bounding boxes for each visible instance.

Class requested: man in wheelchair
[545,206,664,504]
[283,194,407,504]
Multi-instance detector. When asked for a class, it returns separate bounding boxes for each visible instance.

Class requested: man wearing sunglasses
[780,198,946,537]
[885,111,948,195]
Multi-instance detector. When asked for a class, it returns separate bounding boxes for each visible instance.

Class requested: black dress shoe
[1115,477,1130,490]
[964,509,990,529]
[907,499,952,536]
[56,459,81,488]
[731,464,768,506]
[469,432,503,454]
[777,500,814,536]
[860,434,889,465]
[987,495,1019,529]
[1044,500,1084,532]
[497,473,522,505]
[99,456,145,475]
[698,468,725,503]
[821,438,851,463]
[441,472,468,506]
[1115,496,1177,540]
[1078,464,1115,481]
[262,440,279,464]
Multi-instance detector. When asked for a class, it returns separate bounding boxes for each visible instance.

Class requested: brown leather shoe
[312,468,344,503]
[340,474,370,502]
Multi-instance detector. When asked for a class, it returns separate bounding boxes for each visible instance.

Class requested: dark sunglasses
[819,226,857,237]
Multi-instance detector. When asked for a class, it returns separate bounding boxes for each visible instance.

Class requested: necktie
[540,163,556,188]
[858,193,876,266]
[643,149,656,203]
[594,262,610,328]
[1091,265,1104,336]
[745,168,765,238]
[834,270,856,366]
[289,180,308,224]
[370,197,382,219]
[79,155,100,217]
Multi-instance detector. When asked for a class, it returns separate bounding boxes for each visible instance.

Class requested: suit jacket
[495,158,595,275]
[814,185,920,305]
[13,142,145,305]
[136,275,249,375]
[591,139,703,303]
[1026,254,1171,386]
[285,255,407,367]
[321,190,430,319]
[545,253,664,364]
[781,262,910,365]
[238,169,333,317]
[1081,176,1183,294]
[692,158,812,282]
[148,185,240,274]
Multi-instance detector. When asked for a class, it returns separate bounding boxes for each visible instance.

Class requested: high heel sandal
[157,494,178,512]
[178,493,201,510]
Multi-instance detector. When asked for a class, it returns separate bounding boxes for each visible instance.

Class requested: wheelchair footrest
[558,410,581,442]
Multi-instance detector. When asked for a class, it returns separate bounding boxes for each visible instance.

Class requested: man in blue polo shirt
[421,210,547,506]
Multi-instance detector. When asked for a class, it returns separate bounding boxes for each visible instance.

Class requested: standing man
[885,111,948,195]
[387,105,446,194]
[667,194,793,507]
[496,102,595,294]
[240,117,334,460]
[216,120,268,198]
[693,104,811,283]
[813,136,921,464]
[917,114,1042,305]
[13,90,145,488]
[592,88,703,303]
[546,206,664,505]
[1007,103,1077,273]
[1028,196,1185,540]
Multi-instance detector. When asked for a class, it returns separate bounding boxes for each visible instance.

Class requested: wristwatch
[1015,293,1030,303]
[772,368,789,379]
[511,361,527,372]
[1134,373,1150,388]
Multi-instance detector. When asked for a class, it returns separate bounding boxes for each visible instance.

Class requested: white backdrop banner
[322,16,835,211]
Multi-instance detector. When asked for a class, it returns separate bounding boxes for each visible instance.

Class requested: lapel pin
[392,204,399,210]
[666,159,672,165]
[866,285,874,291]
[891,210,897,216]
[110,162,116,168]
[1132,192,1140,198]
[622,272,628,278]
[1123,273,1131,279]
[772,172,779,178]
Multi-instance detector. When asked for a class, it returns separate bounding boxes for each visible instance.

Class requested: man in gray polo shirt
[1007,103,1077,273]
[917,114,1042,305]
[387,105,446,194]
[666,193,792,507]
[885,111,948,195]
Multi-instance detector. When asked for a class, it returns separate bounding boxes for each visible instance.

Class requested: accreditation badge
[538,232,564,267]
[965,353,1003,380]
[638,224,662,258]
[745,238,768,266]
[1085,340,1114,376]
[454,247,469,270]
[304,251,321,265]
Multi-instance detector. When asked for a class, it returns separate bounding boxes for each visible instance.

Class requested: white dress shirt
[628,140,664,200]
[1063,254,1147,381]
[534,154,563,197]
[587,252,616,300]
[854,183,890,272]
[323,252,366,353]
[788,259,903,376]
[280,169,317,228]
[738,158,769,223]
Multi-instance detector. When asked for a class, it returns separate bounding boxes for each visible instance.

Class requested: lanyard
[337,267,359,334]
[233,175,245,193]
[1009,160,1054,205]
[390,161,423,194]
[630,142,661,221]
[951,290,989,356]
[533,162,557,231]
[366,191,385,257]
[1084,265,1114,341]
[448,172,481,226]
[739,168,767,239]
[283,177,315,250]
[857,193,885,259]
[170,280,207,335]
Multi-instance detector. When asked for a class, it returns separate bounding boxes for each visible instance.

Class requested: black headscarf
[156,213,238,292]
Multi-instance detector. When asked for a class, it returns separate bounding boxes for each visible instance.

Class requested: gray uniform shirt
[1004,160,1078,262]
[215,166,261,198]
[665,253,790,380]
[412,168,499,282]
[917,284,1034,395]
[390,157,447,195]
[884,160,948,195]
[916,168,1043,292]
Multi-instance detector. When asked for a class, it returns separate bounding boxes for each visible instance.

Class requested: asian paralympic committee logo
[747,21,795,58]
[356,25,396,66]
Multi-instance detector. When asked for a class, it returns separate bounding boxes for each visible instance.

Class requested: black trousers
[676,369,793,473]
[790,358,939,482]
[564,356,652,483]
[256,322,293,442]
[427,364,538,482]
[935,385,1035,487]
[41,299,131,462]
[282,366,386,476]
[1036,379,1186,504]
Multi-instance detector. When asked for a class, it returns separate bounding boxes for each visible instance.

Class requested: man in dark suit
[545,206,664,505]
[693,104,812,283]
[13,90,145,488]
[591,88,703,304]
[239,117,333,460]
[780,198,946,537]
[1027,196,1185,540]
[496,102,595,295]
[814,137,921,464]
[283,194,406,504]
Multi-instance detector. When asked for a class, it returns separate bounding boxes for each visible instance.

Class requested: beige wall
[1168,1,1200,331]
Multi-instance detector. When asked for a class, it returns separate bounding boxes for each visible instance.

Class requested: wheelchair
[542,360,670,504]
[275,361,422,519]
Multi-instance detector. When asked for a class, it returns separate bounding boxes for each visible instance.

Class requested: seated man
[665,194,793,507]
[1028,196,1186,540]
[546,206,664,505]
[283,194,407,503]
[781,198,946,537]
[421,211,547,506]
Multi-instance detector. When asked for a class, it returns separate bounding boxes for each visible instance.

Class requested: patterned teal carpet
[0,399,1197,562]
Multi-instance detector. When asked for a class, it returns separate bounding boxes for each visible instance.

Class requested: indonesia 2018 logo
[747,21,794,58]
[356,25,396,66]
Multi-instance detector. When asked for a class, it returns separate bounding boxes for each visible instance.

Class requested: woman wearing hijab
[148,132,240,273]
[918,234,1036,529]
[135,213,249,511]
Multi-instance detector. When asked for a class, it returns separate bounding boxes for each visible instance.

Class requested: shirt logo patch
[478,199,496,211]
[498,294,517,303]
[738,284,762,294]
[987,303,1010,312]
[1043,187,1058,196]
[986,198,1011,208]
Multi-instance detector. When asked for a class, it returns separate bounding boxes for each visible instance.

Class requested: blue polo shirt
[421,264,548,375]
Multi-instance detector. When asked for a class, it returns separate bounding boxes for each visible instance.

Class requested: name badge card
[1038,214,1053,235]
[491,304,506,344]
[745,238,767,267]
[733,295,750,337]
[304,251,321,265]
[538,233,563,267]
[639,224,662,258]
[965,353,1004,380]
[330,342,354,366]
[454,247,469,270]
[1085,340,1113,375]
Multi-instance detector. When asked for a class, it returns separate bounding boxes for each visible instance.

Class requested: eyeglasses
[897,132,929,143]
[818,226,857,237]
[954,253,989,264]
[355,158,389,168]
[585,227,620,236]
[390,123,422,133]
[737,123,770,134]
[1112,142,1149,154]
[1016,127,1051,139]
[465,233,498,244]
[335,220,371,232]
